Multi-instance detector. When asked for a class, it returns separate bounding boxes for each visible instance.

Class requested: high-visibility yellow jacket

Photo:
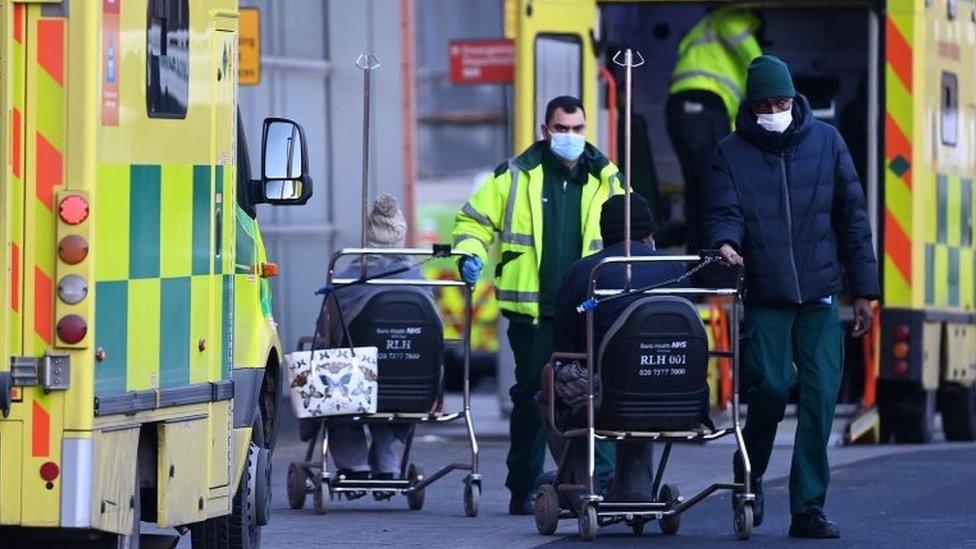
[452,141,621,320]
[669,8,762,124]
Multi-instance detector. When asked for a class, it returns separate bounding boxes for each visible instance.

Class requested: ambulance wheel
[313,480,329,515]
[578,503,598,541]
[286,463,306,510]
[463,479,480,517]
[534,484,559,535]
[407,464,425,511]
[658,484,681,535]
[734,502,753,540]
[940,383,976,441]
[630,517,645,536]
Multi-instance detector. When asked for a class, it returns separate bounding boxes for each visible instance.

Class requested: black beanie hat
[600,193,656,245]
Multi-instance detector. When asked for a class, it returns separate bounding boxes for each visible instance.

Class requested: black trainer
[732,452,764,527]
[509,493,535,515]
[789,510,841,539]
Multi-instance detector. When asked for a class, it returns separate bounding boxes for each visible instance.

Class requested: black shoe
[732,452,764,527]
[789,510,840,539]
[509,493,535,515]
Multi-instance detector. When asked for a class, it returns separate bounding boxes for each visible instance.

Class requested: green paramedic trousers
[505,318,614,496]
[741,299,844,515]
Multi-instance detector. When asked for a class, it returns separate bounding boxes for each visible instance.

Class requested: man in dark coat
[706,55,880,539]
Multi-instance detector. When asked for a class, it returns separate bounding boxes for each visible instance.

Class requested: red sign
[449,39,514,85]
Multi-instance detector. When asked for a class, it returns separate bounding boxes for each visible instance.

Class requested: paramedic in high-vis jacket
[451,96,621,514]
[706,55,880,539]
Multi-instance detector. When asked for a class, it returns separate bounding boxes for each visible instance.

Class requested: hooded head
[366,193,407,248]
[600,193,657,247]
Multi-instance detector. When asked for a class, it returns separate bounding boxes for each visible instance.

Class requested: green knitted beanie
[746,55,796,103]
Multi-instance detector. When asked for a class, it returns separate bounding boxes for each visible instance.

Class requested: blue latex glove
[459,256,483,285]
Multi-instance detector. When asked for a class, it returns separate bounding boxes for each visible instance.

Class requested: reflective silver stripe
[671,69,743,99]
[501,158,521,243]
[685,26,752,50]
[501,233,534,246]
[724,28,754,47]
[453,233,488,248]
[496,289,540,303]
[461,202,494,229]
[589,239,603,251]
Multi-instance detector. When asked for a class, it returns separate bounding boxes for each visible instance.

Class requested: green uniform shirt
[538,148,585,317]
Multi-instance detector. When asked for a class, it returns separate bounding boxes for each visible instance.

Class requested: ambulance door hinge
[10,354,71,391]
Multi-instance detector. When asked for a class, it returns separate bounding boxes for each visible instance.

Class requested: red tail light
[892,342,910,359]
[58,235,89,264]
[893,360,910,377]
[56,315,87,344]
[894,323,911,341]
[39,461,60,481]
[58,195,89,225]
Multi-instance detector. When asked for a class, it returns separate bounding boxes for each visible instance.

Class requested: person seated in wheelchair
[543,193,697,501]
[303,194,436,481]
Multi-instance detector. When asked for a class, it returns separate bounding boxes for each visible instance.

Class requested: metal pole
[612,49,644,288]
[356,52,380,277]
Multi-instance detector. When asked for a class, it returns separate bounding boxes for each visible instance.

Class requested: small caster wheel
[406,463,425,511]
[534,484,559,535]
[630,517,645,536]
[313,479,329,515]
[734,502,753,540]
[659,483,681,535]
[463,479,481,517]
[286,462,306,510]
[578,503,598,541]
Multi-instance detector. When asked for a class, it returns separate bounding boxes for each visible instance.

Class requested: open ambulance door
[512,0,599,153]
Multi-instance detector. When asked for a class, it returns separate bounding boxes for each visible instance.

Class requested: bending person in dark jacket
[548,194,685,501]
[706,55,880,539]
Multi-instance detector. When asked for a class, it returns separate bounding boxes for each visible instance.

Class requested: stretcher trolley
[535,253,756,540]
[285,245,482,516]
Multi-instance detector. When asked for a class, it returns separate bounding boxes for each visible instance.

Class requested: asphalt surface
[156,393,976,549]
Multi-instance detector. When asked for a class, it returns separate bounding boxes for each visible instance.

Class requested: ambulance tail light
[40,461,60,482]
[894,323,911,341]
[56,315,88,344]
[58,195,89,225]
[58,235,89,264]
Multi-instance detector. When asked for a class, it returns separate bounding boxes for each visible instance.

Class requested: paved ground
[162,394,976,548]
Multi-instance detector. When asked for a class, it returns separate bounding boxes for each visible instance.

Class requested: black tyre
[630,518,645,536]
[406,464,425,511]
[940,383,976,441]
[313,480,329,515]
[534,484,559,535]
[577,503,598,542]
[190,421,264,548]
[879,382,935,444]
[463,479,480,518]
[658,484,680,535]
[286,463,306,510]
[734,502,753,540]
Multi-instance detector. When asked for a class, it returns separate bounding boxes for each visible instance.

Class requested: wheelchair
[535,253,756,540]
[285,246,481,517]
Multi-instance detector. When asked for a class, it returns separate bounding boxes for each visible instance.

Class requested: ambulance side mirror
[257,117,313,205]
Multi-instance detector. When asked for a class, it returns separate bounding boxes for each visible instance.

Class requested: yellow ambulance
[508,0,975,443]
[0,1,311,546]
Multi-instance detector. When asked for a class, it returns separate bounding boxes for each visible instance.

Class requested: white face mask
[756,110,793,133]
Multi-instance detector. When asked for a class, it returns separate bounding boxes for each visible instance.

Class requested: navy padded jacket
[705,95,880,305]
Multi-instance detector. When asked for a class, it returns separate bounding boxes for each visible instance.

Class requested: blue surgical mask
[549,132,586,161]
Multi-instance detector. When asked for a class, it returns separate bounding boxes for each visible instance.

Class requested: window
[534,34,582,130]
[146,0,189,118]
[941,71,958,147]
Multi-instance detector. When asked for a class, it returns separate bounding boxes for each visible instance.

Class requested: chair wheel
[578,503,598,541]
[659,483,681,535]
[407,463,425,511]
[463,479,480,517]
[313,479,329,515]
[631,517,645,536]
[286,462,306,510]
[534,484,559,535]
[734,502,753,540]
